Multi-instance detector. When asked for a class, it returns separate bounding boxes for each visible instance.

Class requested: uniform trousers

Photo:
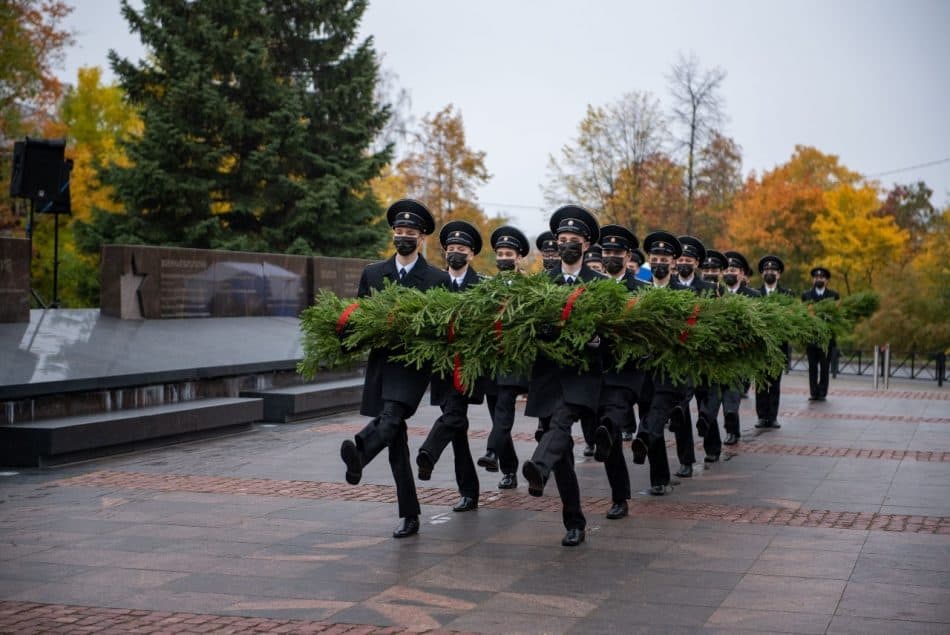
[673,383,697,466]
[807,342,835,398]
[419,393,479,502]
[532,397,586,531]
[636,376,686,488]
[598,385,633,504]
[486,386,521,474]
[699,385,743,453]
[355,401,420,518]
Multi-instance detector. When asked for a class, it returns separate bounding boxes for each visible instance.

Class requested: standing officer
[521,205,605,546]
[630,231,686,495]
[479,225,531,490]
[802,266,840,401]
[592,224,649,519]
[695,249,728,460]
[417,221,486,513]
[719,251,761,444]
[536,231,560,272]
[755,255,795,428]
[340,199,450,539]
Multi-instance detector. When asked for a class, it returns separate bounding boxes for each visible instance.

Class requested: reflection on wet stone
[0,237,31,323]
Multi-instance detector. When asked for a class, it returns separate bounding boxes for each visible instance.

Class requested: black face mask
[723,273,739,287]
[603,256,625,275]
[446,252,468,271]
[815,280,826,290]
[496,258,515,272]
[542,256,560,271]
[703,274,719,283]
[763,272,778,285]
[677,264,694,279]
[651,263,670,280]
[558,241,583,265]
[393,236,417,256]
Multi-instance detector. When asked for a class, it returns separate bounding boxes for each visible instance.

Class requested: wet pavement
[1,373,949,634]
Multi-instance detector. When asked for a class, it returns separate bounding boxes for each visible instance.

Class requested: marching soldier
[521,205,606,546]
[339,199,450,539]
[755,255,795,428]
[802,266,840,401]
[592,224,649,519]
[718,251,761,443]
[695,249,728,461]
[416,221,487,513]
[478,226,531,490]
[583,243,604,274]
[627,248,646,278]
[630,231,687,495]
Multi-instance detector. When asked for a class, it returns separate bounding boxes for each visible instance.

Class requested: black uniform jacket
[430,267,489,406]
[801,287,840,303]
[357,254,450,417]
[758,285,795,298]
[524,265,607,417]
[678,275,719,296]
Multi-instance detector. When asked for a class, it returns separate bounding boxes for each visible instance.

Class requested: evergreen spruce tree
[76,0,391,256]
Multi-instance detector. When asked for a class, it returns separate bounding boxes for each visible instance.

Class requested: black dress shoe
[648,485,666,496]
[723,433,738,446]
[583,444,595,457]
[816,396,827,401]
[534,425,544,442]
[452,496,478,512]
[561,528,586,546]
[631,437,648,464]
[477,451,499,472]
[704,454,720,463]
[498,473,517,489]
[675,464,693,478]
[522,460,546,497]
[340,440,362,485]
[754,419,771,429]
[416,450,434,481]
[696,415,709,438]
[593,425,612,462]
[621,431,633,442]
[393,516,419,538]
[769,420,781,429]
[606,501,628,519]
[808,395,820,401]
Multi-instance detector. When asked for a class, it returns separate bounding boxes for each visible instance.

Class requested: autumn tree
[374,103,505,271]
[813,184,908,294]
[727,145,861,291]
[667,52,726,232]
[0,0,73,232]
[611,153,686,234]
[544,91,668,232]
[77,0,391,257]
[877,181,938,254]
[692,132,742,239]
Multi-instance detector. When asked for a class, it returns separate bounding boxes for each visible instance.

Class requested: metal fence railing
[788,347,948,387]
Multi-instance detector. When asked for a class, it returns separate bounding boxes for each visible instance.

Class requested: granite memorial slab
[0,237,31,322]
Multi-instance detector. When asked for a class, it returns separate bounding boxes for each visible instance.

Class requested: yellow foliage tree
[813,184,908,295]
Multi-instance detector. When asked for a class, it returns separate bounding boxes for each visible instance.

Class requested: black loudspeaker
[8,137,66,200]
[36,159,72,215]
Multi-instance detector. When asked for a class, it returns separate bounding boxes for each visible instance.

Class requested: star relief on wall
[119,255,148,319]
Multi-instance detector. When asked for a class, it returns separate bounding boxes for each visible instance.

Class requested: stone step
[0,397,263,467]
[241,377,364,422]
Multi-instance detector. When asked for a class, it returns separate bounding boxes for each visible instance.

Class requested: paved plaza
[1,373,949,634]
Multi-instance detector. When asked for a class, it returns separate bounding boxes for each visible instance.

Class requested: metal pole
[938,352,946,388]
[873,346,879,390]
[883,344,890,391]
[51,212,60,307]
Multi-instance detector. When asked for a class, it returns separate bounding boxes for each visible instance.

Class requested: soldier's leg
[599,386,633,503]
[807,344,821,398]
[552,442,586,531]
[383,403,419,519]
[451,420,479,502]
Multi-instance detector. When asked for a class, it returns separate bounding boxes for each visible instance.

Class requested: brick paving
[2,373,950,634]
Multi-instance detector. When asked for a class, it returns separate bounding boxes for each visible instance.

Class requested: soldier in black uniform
[630,231,688,495]
[583,243,604,274]
[669,236,718,478]
[622,246,651,441]
[417,221,487,513]
[521,205,606,546]
[755,255,795,428]
[592,224,649,519]
[802,266,840,401]
[627,248,646,278]
[537,231,560,272]
[478,226,531,490]
[339,199,450,539]
[718,251,761,444]
[695,249,727,460]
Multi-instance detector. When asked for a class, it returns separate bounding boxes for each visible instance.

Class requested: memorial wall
[101,245,374,319]
[0,237,31,323]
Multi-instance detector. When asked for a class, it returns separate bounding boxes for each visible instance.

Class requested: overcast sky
[61,0,950,238]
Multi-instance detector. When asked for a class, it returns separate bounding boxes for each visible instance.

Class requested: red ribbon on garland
[335,302,360,335]
[625,297,639,311]
[447,318,466,393]
[561,286,586,322]
[678,304,701,343]
[493,300,509,346]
